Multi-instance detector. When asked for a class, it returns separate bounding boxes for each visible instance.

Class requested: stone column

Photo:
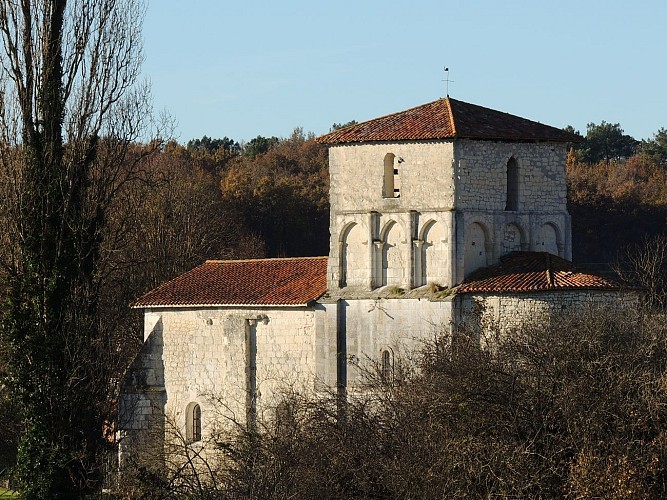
[373,240,385,288]
[245,319,257,430]
[413,239,424,287]
[337,240,345,288]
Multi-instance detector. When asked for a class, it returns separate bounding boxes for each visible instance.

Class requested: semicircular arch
[537,222,561,256]
[501,222,526,256]
[464,221,490,277]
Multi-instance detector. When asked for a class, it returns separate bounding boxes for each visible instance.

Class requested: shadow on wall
[118,317,167,474]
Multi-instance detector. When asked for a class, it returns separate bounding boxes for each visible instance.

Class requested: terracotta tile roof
[457,252,621,294]
[316,97,581,144]
[132,257,328,308]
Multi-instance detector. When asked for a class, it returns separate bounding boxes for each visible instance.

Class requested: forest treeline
[104,120,667,311]
[130,119,667,268]
[567,123,667,263]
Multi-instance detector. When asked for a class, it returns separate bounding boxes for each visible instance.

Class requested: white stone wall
[121,305,324,451]
[328,141,458,291]
[318,298,454,388]
[457,291,634,335]
[328,141,456,214]
[122,298,452,441]
[327,139,572,291]
[331,210,456,290]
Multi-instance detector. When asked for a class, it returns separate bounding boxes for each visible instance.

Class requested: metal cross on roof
[443,67,454,97]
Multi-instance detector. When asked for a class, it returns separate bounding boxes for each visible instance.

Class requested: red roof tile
[316,97,581,144]
[457,252,621,294]
[132,257,328,308]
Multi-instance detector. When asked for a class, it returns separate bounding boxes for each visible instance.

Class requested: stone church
[119,97,624,459]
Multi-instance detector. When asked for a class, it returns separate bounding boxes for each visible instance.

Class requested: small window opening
[275,400,297,435]
[381,349,393,381]
[506,157,519,211]
[186,402,202,443]
[383,153,400,198]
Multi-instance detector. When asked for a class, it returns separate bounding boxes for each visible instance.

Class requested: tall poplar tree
[0,0,156,496]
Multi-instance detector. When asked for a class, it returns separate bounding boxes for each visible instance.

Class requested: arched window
[186,402,201,443]
[506,157,519,211]
[383,153,400,198]
[381,349,393,381]
[420,220,447,286]
[381,221,404,287]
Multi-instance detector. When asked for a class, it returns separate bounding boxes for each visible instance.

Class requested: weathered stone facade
[119,298,453,463]
[318,297,453,387]
[328,138,571,291]
[328,141,457,290]
[121,307,321,438]
[456,291,631,335]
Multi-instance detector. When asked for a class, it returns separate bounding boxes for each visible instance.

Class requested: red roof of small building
[457,252,621,294]
[316,97,581,144]
[132,257,328,308]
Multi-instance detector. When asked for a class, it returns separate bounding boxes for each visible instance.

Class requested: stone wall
[120,305,324,465]
[452,140,571,280]
[328,141,458,291]
[120,296,453,467]
[331,210,457,290]
[456,291,635,335]
[327,139,573,290]
[454,140,568,212]
[317,298,454,388]
[328,141,456,214]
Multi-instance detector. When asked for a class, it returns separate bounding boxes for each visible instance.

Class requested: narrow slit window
[383,153,400,198]
[506,157,519,211]
[383,153,394,197]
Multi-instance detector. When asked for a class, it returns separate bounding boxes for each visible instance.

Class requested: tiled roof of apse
[132,257,328,308]
[457,252,622,294]
[317,97,582,144]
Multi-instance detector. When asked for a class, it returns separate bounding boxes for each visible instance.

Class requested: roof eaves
[545,254,554,288]
[132,302,315,310]
[455,284,625,295]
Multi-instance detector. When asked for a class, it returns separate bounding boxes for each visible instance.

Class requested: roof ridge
[316,97,581,145]
[315,99,447,144]
[205,256,327,264]
[444,97,456,136]
[545,253,554,288]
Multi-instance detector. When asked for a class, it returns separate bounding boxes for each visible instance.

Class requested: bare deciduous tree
[0,0,163,496]
[129,306,667,499]
[617,234,667,310]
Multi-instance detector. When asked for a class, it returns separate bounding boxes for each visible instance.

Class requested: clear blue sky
[142,0,666,144]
